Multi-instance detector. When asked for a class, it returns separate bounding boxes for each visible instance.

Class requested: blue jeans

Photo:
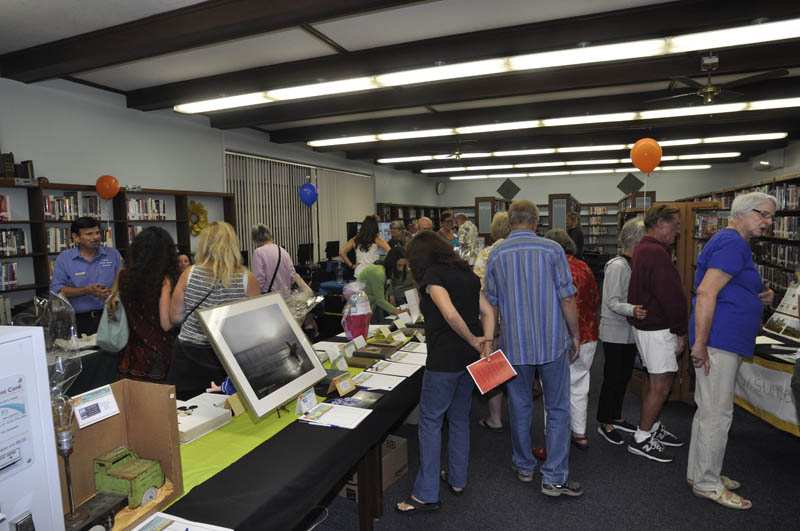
[412,370,475,503]
[506,353,570,484]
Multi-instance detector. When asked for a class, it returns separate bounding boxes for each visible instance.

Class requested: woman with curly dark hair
[338,215,390,275]
[396,231,495,515]
[114,227,179,381]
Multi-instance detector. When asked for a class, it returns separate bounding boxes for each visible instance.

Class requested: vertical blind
[224,152,375,264]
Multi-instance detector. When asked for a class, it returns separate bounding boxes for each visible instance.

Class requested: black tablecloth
[166,369,422,530]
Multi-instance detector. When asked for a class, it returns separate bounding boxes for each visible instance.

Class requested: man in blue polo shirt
[51,217,122,336]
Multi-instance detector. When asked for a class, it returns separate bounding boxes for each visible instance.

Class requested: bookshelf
[0,181,234,315]
[375,202,444,226]
[475,197,511,242]
[582,202,619,257]
[548,193,580,231]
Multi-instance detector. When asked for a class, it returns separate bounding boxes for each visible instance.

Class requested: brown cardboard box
[58,379,182,528]
[338,435,408,502]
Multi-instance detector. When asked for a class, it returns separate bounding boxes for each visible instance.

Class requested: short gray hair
[730,191,778,218]
[619,217,645,252]
[508,200,539,227]
[251,224,273,244]
[545,228,577,255]
[389,220,405,230]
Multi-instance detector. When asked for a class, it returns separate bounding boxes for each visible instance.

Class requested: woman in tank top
[339,215,390,276]
[168,221,260,400]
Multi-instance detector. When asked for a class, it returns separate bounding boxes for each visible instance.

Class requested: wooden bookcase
[548,193,580,231]
[0,181,234,312]
[582,202,619,258]
[375,202,444,226]
[474,196,510,241]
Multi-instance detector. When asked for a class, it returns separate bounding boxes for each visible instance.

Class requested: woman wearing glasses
[687,192,777,510]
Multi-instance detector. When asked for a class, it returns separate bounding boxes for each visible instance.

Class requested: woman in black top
[396,231,495,514]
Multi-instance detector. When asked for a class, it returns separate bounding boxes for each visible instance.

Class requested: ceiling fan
[648,53,789,105]
[440,137,480,160]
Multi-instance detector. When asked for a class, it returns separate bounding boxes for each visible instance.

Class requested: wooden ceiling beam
[127,0,800,111]
[0,0,419,82]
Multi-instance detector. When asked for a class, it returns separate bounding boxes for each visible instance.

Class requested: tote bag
[96,295,129,352]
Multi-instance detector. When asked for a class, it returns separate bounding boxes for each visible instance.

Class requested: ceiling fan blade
[671,76,705,90]
[717,88,746,99]
[645,92,698,103]
[721,69,789,89]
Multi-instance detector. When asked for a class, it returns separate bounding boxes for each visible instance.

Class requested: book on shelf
[47,226,71,253]
[128,197,168,221]
[0,262,18,289]
[0,194,9,221]
[0,296,12,324]
[753,240,799,270]
[15,160,35,183]
[587,206,611,215]
[1,153,14,178]
[0,228,27,256]
[44,191,79,220]
[773,216,798,240]
[694,211,730,238]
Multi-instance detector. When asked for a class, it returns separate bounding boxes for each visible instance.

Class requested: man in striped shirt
[484,200,583,498]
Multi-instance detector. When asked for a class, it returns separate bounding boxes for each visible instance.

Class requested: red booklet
[466,350,517,395]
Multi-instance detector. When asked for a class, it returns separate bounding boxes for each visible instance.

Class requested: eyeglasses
[751,208,774,221]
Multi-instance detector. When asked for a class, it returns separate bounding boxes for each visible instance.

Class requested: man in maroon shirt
[627,205,687,463]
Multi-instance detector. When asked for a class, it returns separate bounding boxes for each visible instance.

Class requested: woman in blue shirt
[687,192,777,511]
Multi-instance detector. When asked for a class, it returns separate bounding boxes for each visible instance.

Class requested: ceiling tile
[0,0,206,54]
[75,28,337,91]
[313,0,669,51]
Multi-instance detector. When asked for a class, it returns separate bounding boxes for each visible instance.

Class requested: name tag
[100,260,114,267]
[74,271,87,277]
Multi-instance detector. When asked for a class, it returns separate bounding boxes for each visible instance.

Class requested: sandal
[478,418,504,432]
[571,435,589,451]
[692,487,752,510]
[395,496,442,514]
[687,475,741,491]
[440,469,464,496]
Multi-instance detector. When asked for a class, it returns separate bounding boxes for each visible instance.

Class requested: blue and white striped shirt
[484,230,576,365]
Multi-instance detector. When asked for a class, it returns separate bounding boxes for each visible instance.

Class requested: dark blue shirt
[50,246,122,313]
[689,228,763,357]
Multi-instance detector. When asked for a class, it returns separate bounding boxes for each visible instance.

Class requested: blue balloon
[298,183,318,206]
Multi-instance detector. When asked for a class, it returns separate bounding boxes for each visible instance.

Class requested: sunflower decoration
[188,200,209,236]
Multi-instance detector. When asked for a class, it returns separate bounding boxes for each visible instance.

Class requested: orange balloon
[96,174,120,200]
[630,138,662,175]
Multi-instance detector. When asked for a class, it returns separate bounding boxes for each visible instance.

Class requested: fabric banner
[735,356,799,437]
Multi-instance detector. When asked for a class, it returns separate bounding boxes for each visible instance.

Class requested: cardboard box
[338,435,408,502]
[59,379,182,528]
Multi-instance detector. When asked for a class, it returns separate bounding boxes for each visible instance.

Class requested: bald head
[417,217,434,231]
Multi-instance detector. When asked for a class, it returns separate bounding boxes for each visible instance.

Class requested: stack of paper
[390,350,427,366]
[367,360,421,377]
[400,341,427,354]
[300,403,372,429]
[352,371,405,391]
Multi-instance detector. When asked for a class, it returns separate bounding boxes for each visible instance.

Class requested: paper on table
[756,336,783,345]
[405,288,421,322]
[367,360,421,377]
[352,371,406,391]
[133,512,233,531]
[395,312,412,326]
[400,341,427,354]
[300,403,372,429]
[389,351,427,366]
[313,341,343,362]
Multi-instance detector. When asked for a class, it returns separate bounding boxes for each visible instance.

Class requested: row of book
[0,296,12,324]
[694,212,730,238]
[586,206,612,215]
[47,226,113,253]
[0,228,28,256]
[128,197,169,220]
[0,153,35,183]
[586,225,614,235]
[703,182,799,211]
[758,263,796,294]
[772,216,798,239]
[752,240,800,270]
[0,262,18,289]
[0,194,10,221]
[44,192,105,220]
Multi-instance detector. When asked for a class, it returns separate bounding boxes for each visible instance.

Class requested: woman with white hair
[686,191,777,510]
[596,218,648,445]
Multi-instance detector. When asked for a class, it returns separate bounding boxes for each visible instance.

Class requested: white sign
[71,385,120,429]
[735,358,798,433]
[353,335,367,349]
[295,388,318,415]
[405,288,421,322]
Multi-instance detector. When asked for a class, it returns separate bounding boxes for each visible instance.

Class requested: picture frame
[199,293,326,419]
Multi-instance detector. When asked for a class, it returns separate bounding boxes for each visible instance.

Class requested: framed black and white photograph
[199,293,326,418]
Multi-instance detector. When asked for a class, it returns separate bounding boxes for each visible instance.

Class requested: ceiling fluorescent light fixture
[265,77,378,100]
[174,92,272,113]
[704,132,788,143]
[177,18,800,113]
[377,155,434,163]
[312,97,799,147]
[493,148,556,156]
[375,58,509,86]
[421,167,467,173]
[515,162,567,168]
[467,164,514,171]
[458,152,493,158]
[449,175,489,181]
[655,138,702,147]
[657,164,711,171]
[487,173,528,179]
[307,134,378,147]
[558,144,627,153]
[679,152,740,160]
[455,121,541,134]
[565,159,621,166]
[377,128,454,141]
[667,18,800,54]
[528,171,572,177]
[445,164,713,181]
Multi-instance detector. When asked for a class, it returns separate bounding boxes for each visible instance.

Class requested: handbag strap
[180,287,214,326]
[266,246,282,293]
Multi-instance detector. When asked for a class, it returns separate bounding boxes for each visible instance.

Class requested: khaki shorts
[632,329,679,374]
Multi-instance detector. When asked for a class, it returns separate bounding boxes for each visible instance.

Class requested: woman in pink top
[251,224,310,295]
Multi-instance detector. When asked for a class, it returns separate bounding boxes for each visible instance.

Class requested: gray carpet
[308,345,799,530]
